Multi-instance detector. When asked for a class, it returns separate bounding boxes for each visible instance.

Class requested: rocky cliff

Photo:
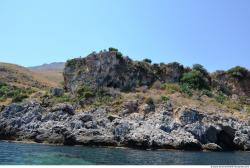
[63,50,184,93]
[212,69,250,97]
[0,49,250,151]
[63,50,250,98]
[0,100,249,151]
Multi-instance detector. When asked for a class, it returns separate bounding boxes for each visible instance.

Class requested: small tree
[143,58,152,64]
[192,64,209,77]
[227,66,249,79]
[181,70,209,90]
[109,47,119,52]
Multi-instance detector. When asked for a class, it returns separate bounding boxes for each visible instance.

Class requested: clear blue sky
[0,0,249,71]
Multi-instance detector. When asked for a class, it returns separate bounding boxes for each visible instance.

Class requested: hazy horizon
[1,0,250,71]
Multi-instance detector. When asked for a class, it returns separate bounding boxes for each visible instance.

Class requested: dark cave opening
[217,128,237,150]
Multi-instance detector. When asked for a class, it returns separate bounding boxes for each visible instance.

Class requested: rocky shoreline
[0,49,249,152]
[1,100,249,151]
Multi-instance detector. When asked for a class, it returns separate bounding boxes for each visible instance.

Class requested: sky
[0,0,249,72]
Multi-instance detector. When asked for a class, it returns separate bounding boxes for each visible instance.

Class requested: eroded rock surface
[0,100,249,151]
[63,51,185,93]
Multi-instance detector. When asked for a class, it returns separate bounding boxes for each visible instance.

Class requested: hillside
[0,62,58,88]
[29,62,65,71]
[28,62,64,85]
[63,48,250,121]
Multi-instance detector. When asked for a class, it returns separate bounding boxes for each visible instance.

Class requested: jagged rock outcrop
[0,100,249,151]
[211,69,250,97]
[63,51,185,93]
[64,51,250,97]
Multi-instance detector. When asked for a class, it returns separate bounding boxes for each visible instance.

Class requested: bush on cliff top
[143,58,152,64]
[109,47,119,52]
[181,64,210,90]
[181,70,209,90]
[227,66,249,79]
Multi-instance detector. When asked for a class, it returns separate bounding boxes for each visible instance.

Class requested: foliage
[161,83,180,94]
[108,47,119,52]
[180,84,193,97]
[66,59,77,66]
[0,82,33,103]
[201,89,213,97]
[181,70,209,90]
[52,94,72,103]
[227,66,249,79]
[192,64,209,76]
[215,92,228,104]
[143,58,152,64]
[116,52,123,59]
[161,95,169,102]
[145,97,154,105]
[77,86,95,99]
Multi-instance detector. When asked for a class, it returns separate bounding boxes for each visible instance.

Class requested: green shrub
[84,91,95,98]
[161,83,180,94]
[180,84,193,97]
[0,83,33,103]
[143,58,152,64]
[239,96,249,105]
[192,64,209,76]
[224,100,242,111]
[215,92,228,104]
[161,95,169,102]
[181,70,209,90]
[66,59,77,66]
[116,52,123,59]
[109,47,118,52]
[77,86,95,99]
[246,106,250,114]
[53,94,71,103]
[145,97,154,105]
[202,89,213,97]
[12,94,29,103]
[227,66,249,79]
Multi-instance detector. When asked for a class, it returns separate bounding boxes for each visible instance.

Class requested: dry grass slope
[0,62,59,89]
[28,62,64,86]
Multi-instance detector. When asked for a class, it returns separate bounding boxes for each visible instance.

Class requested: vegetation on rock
[0,82,33,103]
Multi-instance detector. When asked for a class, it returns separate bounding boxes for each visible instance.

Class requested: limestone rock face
[63,51,186,93]
[157,62,185,83]
[177,107,204,125]
[63,51,156,93]
[50,88,64,97]
[0,100,250,151]
[211,70,250,96]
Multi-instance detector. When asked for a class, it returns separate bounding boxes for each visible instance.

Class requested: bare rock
[50,88,64,97]
[51,103,74,115]
[202,143,222,151]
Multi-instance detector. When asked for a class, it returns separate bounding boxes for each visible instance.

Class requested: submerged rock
[202,143,222,151]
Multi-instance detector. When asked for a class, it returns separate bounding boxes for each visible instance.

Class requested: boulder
[51,103,74,115]
[50,88,64,97]
[122,100,139,115]
[177,107,204,125]
[202,143,222,151]
[142,104,155,114]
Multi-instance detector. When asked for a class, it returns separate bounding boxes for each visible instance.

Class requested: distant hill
[28,62,65,85]
[29,62,65,71]
[0,62,58,89]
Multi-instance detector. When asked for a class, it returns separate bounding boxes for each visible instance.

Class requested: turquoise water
[0,141,249,165]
